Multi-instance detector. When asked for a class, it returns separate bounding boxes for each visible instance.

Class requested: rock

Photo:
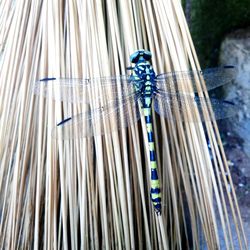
[219,28,250,158]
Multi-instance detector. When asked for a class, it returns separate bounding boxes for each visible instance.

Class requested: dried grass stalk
[0,0,248,249]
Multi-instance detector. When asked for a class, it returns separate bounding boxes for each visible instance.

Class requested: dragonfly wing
[34,75,135,103]
[154,92,238,123]
[156,66,236,93]
[52,92,141,139]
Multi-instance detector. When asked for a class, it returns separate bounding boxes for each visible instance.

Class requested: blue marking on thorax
[57,117,72,126]
[131,59,156,101]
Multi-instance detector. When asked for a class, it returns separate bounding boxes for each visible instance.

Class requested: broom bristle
[0,0,248,249]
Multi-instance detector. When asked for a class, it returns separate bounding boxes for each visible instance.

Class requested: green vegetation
[187,0,250,67]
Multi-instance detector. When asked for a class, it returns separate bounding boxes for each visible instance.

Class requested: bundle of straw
[0,0,248,249]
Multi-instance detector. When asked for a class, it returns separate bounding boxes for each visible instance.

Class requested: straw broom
[0,0,248,249]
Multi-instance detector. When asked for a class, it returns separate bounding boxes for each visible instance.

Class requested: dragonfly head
[130,50,152,63]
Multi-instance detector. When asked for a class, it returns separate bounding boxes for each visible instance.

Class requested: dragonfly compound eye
[142,50,152,61]
[130,49,152,63]
[130,51,141,63]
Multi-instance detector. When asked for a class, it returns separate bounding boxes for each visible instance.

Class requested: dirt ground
[222,129,250,248]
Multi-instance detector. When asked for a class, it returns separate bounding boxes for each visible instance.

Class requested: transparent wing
[154,92,238,123]
[33,75,135,103]
[156,66,236,93]
[52,92,142,139]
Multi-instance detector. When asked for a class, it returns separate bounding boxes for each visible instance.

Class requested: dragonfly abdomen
[143,105,161,215]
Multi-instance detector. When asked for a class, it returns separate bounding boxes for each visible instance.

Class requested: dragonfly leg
[126,66,134,70]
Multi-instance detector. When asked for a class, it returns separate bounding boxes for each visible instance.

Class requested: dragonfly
[34,49,237,215]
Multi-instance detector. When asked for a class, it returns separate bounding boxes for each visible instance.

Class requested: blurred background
[183,0,250,242]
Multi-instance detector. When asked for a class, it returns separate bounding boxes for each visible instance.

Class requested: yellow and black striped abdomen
[131,57,161,215]
[143,106,161,215]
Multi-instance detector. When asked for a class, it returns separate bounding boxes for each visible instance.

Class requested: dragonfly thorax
[130,49,156,81]
[133,61,155,79]
[131,60,156,99]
